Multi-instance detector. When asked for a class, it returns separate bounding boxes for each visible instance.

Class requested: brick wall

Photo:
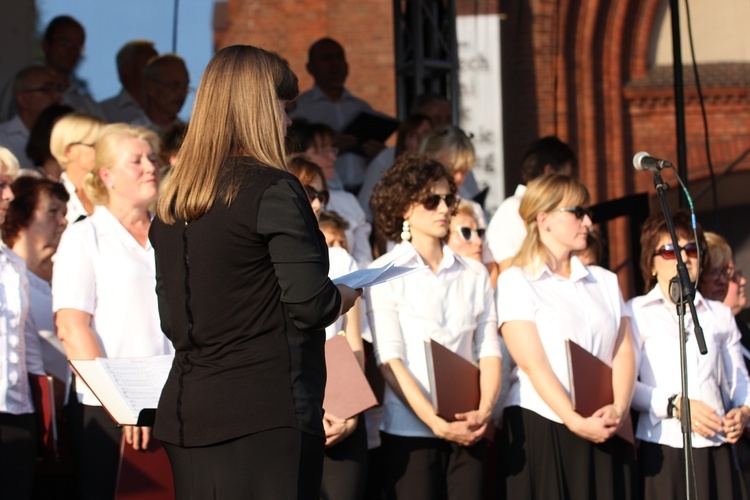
[214,0,396,116]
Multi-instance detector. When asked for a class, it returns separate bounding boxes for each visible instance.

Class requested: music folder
[565,339,635,444]
[323,334,378,420]
[424,339,480,422]
[342,110,399,146]
[115,435,174,500]
[28,373,64,461]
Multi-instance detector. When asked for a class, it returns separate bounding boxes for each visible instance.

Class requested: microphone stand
[652,170,707,500]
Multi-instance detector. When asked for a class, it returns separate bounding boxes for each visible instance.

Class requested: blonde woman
[0,147,44,499]
[49,112,105,224]
[150,45,361,499]
[495,174,635,500]
[52,124,172,499]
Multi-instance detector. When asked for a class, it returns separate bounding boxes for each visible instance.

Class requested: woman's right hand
[336,284,362,317]
[674,398,722,438]
[431,416,487,447]
[566,412,619,443]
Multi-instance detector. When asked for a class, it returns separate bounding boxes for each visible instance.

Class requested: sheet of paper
[96,355,174,418]
[332,260,425,288]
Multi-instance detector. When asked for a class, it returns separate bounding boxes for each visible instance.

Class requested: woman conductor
[149,45,361,499]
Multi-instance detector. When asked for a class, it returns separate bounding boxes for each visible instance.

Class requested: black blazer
[149,159,341,447]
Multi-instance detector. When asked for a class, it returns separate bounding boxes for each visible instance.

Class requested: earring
[401,220,411,242]
[651,270,657,277]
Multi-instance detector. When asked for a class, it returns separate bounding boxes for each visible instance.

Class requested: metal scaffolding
[393,0,459,121]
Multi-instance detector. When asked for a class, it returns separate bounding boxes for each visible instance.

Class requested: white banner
[457,14,505,216]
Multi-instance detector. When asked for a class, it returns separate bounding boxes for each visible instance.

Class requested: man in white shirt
[289,38,384,192]
[486,136,577,271]
[131,54,189,136]
[41,16,105,119]
[100,40,158,123]
[0,66,63,168]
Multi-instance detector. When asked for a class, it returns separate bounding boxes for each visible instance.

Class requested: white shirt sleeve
[52,222,97,315]
[486,197,527,263]
[718,305,750,409]
[475,272,502,360]
[496,268,537,326]
[367,277,403,365]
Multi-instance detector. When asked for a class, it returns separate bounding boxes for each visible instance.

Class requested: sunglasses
[653,242,699,260]
[421,193,457,211]
[707,265,742,282]
[304,185,330,205]
[455,226,485,243]
[558,206,593,220]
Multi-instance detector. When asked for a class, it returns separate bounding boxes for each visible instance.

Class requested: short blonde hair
[703,231,732,272]
[512,174,590,272]
[83,123,160,206]
[49,112,106,170]
[0,147,20,178]
[419,125,475,173]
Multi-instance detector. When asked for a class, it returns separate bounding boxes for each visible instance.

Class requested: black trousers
[639,441,746,500]
[321,416,369,500]
[0,412,37,500]
[380,432,486,500]
[163,427,325,500]
[65,398,122,500]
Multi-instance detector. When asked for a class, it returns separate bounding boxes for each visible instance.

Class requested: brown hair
[2,176,69,247]
[156,45,299,223]
[638,210,706,293]
[286,155,327,190]
[319,210,350,232]
[370,153,456,242]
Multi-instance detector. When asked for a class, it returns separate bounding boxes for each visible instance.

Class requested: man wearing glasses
[132,54,190,135]
[0,66,63,168]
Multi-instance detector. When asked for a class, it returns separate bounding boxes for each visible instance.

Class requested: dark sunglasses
[304,185,330,205]
[455,226,485,243]
[653,242,699,260]
[421,193,457,211]
[558,206,593,220]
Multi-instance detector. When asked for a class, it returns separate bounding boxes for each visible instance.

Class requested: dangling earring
[401,220,411,242]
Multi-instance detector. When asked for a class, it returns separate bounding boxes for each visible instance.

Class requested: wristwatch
[667,394,679,418]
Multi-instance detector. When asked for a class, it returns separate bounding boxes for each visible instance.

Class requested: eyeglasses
[21,83,65,94]
[653,242,699,260]
[455,226,485,243]
[304,185,329,205]
[150,79,193,93]
[50,38,83,51]
[558,206,593,220]
[421,193,457,211]
[707,265,742,282]
[70,141,95,148]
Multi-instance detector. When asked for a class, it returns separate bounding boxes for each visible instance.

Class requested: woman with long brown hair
[150,45,361,499]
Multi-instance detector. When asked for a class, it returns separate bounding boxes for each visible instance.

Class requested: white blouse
[60,172,89,225]
[26,271,68,382]
[496,257,627,424]
[629,286,750,448]
[0,245,44,414]
[52,207,173,406]
[326,246,359,340]
[367,242,501,438]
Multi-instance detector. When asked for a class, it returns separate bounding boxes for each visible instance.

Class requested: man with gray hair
[0,66,63,168]
[131,54,189,135]
[100,40,158,123]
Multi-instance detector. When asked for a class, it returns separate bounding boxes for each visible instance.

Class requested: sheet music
[96,355,174,418]
[333,260,426,288]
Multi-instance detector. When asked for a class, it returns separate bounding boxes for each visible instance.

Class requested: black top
[149,159,341,447]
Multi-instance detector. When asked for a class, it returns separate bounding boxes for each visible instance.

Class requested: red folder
[28,373,65,461]
[323,335,378,420]
[115,436,174,500]
[565,339,635,444]
[424,339,480,422]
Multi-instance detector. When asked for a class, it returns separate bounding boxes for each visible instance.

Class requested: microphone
[633,151,673,172]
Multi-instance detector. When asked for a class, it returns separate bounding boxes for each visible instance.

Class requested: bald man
[132,54,189,135]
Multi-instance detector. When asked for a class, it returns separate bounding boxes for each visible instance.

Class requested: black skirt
[497,406,636,500]
[639,440,746,500]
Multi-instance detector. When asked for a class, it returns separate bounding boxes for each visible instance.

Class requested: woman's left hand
[722,406,750,444]
[123,425,151,451]
[593,403,624,428]
[323,412,358,448]
[454,407,492,431]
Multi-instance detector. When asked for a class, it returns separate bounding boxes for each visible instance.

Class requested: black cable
[683,0,719,230]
